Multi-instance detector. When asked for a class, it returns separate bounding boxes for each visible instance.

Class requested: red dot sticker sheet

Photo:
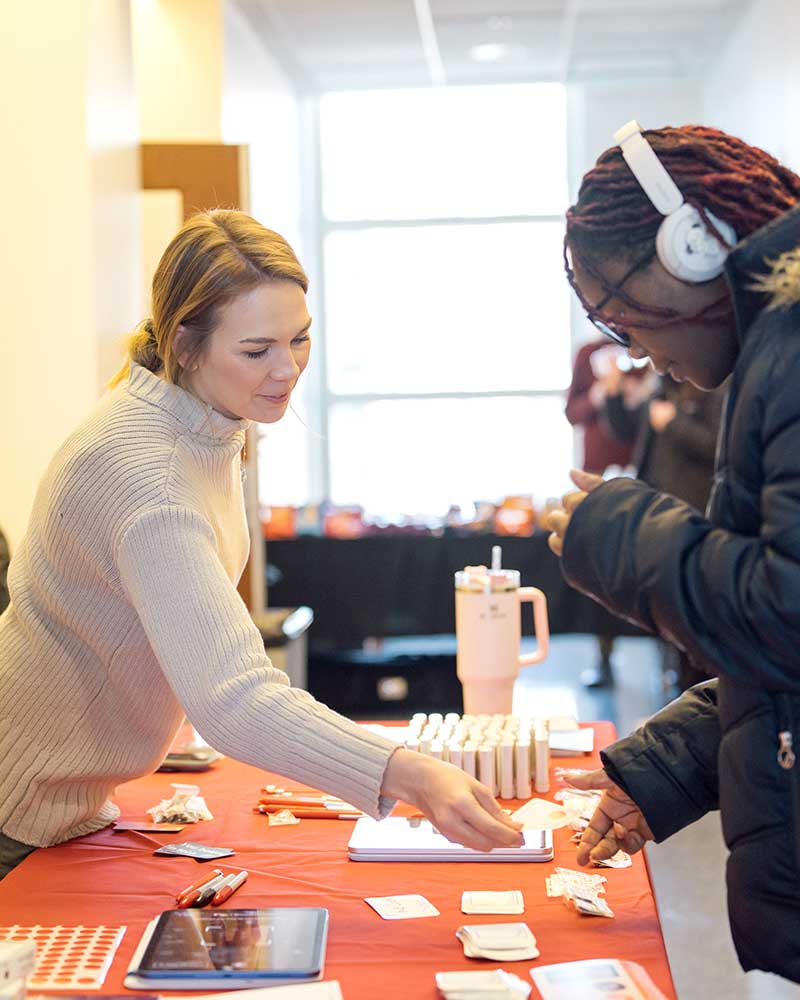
[0,925,126,990]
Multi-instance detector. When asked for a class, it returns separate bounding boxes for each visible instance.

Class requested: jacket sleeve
[602,393,640,443]
[116,506,399,819]
[601,680,720,840]
[561,353,800,687]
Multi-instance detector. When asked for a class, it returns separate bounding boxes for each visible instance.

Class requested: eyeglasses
[577,249,657,350]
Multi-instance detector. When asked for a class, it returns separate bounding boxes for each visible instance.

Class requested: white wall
[704,0,800,171]
[87,0,143,388]
[131,0,222,143]
[0,0,140,550]
[221,2,302,251]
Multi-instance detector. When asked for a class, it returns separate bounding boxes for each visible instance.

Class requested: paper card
[163,984,345,1000]
[435,968,531,998]
[461,890,524,914]
[510,798,571,830]
[549,729,594,755]
[152,842,234,860]
[364,894,440,920]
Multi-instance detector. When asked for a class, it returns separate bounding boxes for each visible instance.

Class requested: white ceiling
[231,0,755,92]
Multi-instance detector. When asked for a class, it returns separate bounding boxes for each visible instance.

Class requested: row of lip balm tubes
[404,712,550,800]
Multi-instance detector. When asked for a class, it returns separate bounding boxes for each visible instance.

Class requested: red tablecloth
[0,723,675,998]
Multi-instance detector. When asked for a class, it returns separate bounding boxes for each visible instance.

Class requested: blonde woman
[0,210,522,879]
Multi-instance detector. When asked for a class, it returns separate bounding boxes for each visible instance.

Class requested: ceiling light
[468,42,512,62]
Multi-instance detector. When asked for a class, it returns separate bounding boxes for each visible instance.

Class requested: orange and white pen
[258,805,363,819]
[211,870,248,906]
[175,868,223,902]
[258,795,351,807]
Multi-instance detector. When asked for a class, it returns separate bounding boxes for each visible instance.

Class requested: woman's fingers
[460,785,524,847]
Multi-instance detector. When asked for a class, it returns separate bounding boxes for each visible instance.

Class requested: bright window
[260,82,574,517]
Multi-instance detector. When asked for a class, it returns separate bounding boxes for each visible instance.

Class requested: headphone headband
[614,121,683,216]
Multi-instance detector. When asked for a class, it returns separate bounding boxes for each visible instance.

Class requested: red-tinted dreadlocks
[565,125,800,328]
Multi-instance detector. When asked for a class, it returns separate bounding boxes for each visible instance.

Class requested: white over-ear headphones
[614,120,737,283]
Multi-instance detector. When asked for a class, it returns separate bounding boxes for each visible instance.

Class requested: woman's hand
[560,767,654,864]
[381,748,524,852]
[546,468,604,557]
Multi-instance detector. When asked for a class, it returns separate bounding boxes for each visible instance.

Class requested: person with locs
[547,121,800,982]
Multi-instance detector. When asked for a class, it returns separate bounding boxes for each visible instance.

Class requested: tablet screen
[137,908,328,979]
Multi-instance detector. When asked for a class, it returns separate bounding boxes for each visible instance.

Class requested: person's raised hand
[560,767,654,865]
[546,469,604,557]
[649,399,677,433]
[381,748,523,852]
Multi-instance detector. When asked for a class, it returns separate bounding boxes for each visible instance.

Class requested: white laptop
[347,816,553,862]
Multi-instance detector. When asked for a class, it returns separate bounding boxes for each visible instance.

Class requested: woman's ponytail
[108,319,162,388]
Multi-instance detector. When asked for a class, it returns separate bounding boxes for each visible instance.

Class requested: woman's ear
[174,325,196,372]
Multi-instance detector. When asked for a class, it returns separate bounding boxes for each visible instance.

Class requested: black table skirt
[266,533,644,646]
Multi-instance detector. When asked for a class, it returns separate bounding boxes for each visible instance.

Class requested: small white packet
[267,809,301,826]
[435,967,531,998]
[546,869,606,899]
[510,799,570,831]
[364,894,440,919]
[461,890,524,915]
[147,782,213,823]
[456,922,539,961]
[593,850,632,869]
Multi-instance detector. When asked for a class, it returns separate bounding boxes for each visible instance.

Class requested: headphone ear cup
[656,203,736,283]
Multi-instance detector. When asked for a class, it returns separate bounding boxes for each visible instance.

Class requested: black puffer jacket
[562,204,800,981]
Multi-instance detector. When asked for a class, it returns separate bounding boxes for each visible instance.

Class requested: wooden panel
[140,143,249,219]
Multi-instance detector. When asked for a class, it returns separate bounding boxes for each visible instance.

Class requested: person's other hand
[600,366,624,397]
[588,380,607,410]
[380,748,524,852]
[546,469,604,557]
[561,767,654,864]
[649,399,677,433]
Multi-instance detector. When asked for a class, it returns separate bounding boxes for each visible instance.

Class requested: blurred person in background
[564,338,642,687]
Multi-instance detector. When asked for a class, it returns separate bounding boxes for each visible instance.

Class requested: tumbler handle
[518,587,549,667]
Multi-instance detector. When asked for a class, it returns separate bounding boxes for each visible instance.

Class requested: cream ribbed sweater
[0,364,397,847]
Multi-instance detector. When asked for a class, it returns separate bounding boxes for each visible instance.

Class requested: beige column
[0,0,140,550]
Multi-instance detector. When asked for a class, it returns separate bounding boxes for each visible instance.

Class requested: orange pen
[211,870,248,906]
[178,873,228,908]
[175,868,224,902]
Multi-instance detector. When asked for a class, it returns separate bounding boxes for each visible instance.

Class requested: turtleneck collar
[126,363,250,442]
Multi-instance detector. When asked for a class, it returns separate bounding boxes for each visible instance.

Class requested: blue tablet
[125,908,328,989]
